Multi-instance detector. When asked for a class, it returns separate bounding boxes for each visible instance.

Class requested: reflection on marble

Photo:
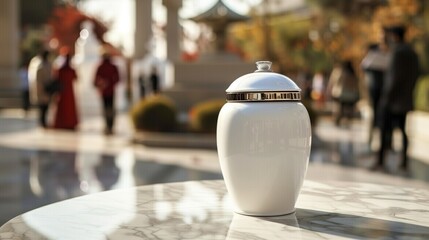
[1,180,429,240]
[0,145,222,226]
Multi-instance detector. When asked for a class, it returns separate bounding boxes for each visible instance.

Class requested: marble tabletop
[1,180,429,240]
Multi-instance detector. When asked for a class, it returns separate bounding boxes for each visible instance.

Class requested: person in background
[53,53,79,130]
[361,43,390,131]
[311,72,325,105]
[19,60,30,114]
[327,60,361,126]
[149,65,160,94]
[28,51,42,101]
[138,74,146,99]
[94,52,120,135]
[375,25,420,172]
[31,50,52,128]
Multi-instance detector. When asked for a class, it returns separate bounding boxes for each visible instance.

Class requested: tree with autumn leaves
[20,1,109,65]
[226,0,429,110]
[229,0,428,75]
[48,4,107,55]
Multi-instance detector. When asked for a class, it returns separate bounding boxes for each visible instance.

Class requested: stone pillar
[134,0,152,59]
[0,0,20,107]
[162,0,182,62]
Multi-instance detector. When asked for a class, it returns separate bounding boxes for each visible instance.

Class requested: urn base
[233,208,296,217]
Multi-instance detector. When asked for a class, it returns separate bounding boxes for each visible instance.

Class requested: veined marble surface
[1,180,429,240]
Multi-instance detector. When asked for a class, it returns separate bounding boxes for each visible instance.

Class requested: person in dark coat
[375,26,420,171]
[94,53,120,135]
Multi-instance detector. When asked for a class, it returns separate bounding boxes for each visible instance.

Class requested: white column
[134,0,153,59]
[0,0,20,103]
[162,0,182,62]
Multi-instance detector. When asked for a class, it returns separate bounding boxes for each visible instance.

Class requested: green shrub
[189,99,225,133]
[415,75,429,112]
[130,95,177,132]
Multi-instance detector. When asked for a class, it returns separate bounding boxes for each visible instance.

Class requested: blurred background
[1,0,429,225]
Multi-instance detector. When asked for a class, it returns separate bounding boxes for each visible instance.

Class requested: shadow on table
[262,208,429,239]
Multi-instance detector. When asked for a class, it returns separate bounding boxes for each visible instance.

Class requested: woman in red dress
[53,54,79,130]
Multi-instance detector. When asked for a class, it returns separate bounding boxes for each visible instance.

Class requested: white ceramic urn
[217,61,312,216]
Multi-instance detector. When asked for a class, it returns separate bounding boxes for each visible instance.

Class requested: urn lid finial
[255,61,272,72]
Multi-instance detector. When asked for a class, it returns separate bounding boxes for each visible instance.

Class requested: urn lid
[226,61,301,102]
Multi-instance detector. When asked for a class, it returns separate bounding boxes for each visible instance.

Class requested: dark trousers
[367,71,384,128]
[335,101,356,125]
[22,90,30,111]
[138,76,145,99]
[369,85,383,128]
[102,96,115,132]
[39,104,49,128]
[378,110,408,169]
[151,78,159,94]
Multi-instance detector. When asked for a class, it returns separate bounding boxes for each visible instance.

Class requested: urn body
[217,102,311,216]
[216,61,311,216]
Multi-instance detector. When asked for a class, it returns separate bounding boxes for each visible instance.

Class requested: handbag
[45,79,62,94]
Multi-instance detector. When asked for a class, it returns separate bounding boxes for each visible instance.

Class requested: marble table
[1,180,429,240]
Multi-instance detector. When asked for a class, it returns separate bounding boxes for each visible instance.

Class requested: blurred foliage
[189,99,225,133]
[228,0,429,112]
[306,0,388,18]
[20,29,47,66]
[130,95,178,132]
[48,5,107,54]
[415,75,429,112]
[20,0,56,27]
[20,0,55,65]
[230,6,334,74]
[416,1,429,74]
[19,0,107,64]
[229,0,428,74]
[20,0,83,27]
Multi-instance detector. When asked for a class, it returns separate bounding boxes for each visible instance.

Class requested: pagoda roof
[189,0,249,23]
